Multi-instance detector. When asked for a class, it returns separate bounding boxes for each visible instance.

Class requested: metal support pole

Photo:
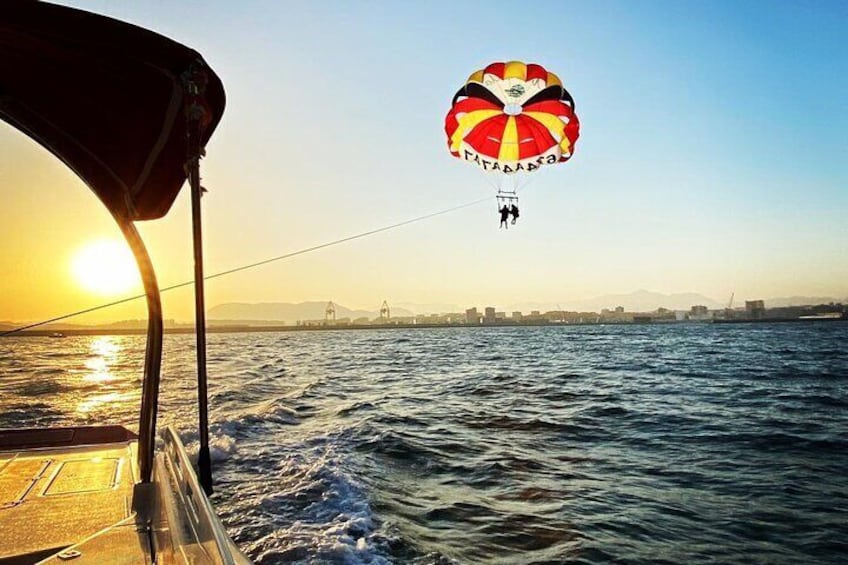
[187,109,213,496]
[190,161,212,495]
[115,215,162,484]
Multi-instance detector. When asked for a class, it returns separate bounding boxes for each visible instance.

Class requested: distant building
[746,300,765,319]
[654,307,675,321]
[495,311,506,320]
[614,306,624,313]
[484,307,496,323]
[465,307,480,324]
[689,304,711,321]
[512,311,523,321]
[523,310,545,322]
[416,314,446,324]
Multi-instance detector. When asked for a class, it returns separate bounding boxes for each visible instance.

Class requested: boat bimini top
[1,1,247,563]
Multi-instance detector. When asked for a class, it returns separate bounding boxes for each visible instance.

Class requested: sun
[71,239,139,295]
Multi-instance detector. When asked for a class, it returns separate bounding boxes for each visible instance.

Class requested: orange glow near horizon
[70,239,139,297]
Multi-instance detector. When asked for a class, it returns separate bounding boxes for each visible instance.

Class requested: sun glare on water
[71,239,139,295]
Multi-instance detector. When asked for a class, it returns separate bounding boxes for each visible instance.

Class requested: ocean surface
[1,323,847,564]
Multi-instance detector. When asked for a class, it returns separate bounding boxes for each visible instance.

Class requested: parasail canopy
[445,61,579,175]
[0,0,226,221]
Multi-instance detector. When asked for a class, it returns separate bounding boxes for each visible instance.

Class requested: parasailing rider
[499,204,510,229]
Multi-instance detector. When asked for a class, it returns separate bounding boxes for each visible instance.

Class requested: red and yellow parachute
[445,61,580,174]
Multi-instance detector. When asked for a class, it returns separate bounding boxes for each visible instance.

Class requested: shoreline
[5,316,845,337]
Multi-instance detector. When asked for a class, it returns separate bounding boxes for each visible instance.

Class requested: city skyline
[4,288,845,330]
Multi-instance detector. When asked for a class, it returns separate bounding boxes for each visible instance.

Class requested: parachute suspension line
[513,171,528,193]
[477,167,501,193]
[520,171,536,192]
[496,167,549,208]
[0,195,492,337]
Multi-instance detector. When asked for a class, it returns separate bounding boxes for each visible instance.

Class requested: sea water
[1,323,846,564]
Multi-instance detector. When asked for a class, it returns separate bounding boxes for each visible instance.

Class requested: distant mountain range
[208,301,414,324]
[0,319,182,332]
[2,293,844,331]
[394,291,726,315]
[207,292,847,323]
[393,302,462,315]
[564,290,724,312]
[508,290,847,314]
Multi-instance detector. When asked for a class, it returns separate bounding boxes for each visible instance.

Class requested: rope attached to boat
[1,195,492,337]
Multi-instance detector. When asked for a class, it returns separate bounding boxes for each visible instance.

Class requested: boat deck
[0,426,148,565]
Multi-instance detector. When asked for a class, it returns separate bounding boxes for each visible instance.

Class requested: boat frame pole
[114,215,162,484]
[185,67,213,495]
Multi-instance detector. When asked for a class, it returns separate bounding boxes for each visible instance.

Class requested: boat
[1,2,249,563]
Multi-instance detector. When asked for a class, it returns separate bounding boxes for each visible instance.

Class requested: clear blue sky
[1,1,846,322]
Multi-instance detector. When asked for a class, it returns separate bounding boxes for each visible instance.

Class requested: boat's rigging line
[1,194,494,337]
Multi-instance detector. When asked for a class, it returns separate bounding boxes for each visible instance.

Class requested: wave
[3,324,848,564]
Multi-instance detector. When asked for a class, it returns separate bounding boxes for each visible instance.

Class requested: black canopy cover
[0,1,225,220]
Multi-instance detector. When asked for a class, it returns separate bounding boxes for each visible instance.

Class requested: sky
[1,0,846,324]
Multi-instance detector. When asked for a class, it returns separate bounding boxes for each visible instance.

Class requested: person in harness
[509,203,519,225]
[499,204,510,229]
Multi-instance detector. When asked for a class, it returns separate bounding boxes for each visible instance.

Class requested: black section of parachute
[451,82,576,111]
